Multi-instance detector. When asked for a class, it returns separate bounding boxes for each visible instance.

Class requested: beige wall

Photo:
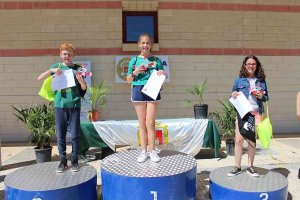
[1,1,300,141]
[159,9,300,49]
[0,9,122,49]
[2,7,300,49]
[1,55,299,141]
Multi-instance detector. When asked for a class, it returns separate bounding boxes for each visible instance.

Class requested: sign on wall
[115,55,170,83]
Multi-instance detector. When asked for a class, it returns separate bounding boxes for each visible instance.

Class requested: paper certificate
[229,92,253,118]
[51,69,76,91]
[141,69,166,100]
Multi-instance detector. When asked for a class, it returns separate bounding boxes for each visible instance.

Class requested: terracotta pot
[88,110,100,122]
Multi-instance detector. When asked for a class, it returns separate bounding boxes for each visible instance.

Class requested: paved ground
[0,137,299,200]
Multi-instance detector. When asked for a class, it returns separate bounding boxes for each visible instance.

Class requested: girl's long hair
[239,55,266,80]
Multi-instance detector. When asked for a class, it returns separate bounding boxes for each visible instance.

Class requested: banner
[115,55,170,83]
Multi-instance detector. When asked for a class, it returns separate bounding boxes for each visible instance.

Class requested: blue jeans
[55,107,80,164]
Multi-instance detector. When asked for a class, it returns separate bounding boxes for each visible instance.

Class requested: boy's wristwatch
[131,72,135,78]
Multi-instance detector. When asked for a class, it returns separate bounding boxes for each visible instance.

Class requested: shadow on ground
[194,148,227,160]
[196,171,211,200]
[1,160,36,171]
[0,175,6,199]
[271,168,292,200]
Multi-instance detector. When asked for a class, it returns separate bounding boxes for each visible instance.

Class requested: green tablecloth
[79,119,221,157]
[79,121,108,155]
[202,120,221,157]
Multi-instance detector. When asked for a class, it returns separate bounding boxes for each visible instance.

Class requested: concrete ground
[0,137,299,200]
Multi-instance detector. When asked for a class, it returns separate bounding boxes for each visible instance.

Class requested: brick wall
[0,0,300,141]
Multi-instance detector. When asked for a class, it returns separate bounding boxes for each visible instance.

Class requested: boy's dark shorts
[131,85,161,102]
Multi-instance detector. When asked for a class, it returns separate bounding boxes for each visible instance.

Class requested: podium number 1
[260,193,268,200]
[150,191,157,200]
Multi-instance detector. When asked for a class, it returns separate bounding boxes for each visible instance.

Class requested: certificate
[141,69,166,100]
[51,69,76,91]
[229,92,253,118]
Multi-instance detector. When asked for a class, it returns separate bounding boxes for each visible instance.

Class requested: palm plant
[86,80,111,111]
[84,80,111,121]
[183,78,207,107]
[11,103,56,149]
[209,99,236,139]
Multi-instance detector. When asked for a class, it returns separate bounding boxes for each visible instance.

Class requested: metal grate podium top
[4,161,97,191]
[101,150,197,177]
[209,166,288,192]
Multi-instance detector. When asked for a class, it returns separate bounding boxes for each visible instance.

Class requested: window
[122,11,158,43]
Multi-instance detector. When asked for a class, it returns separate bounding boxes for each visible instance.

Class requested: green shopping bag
[257,102,272,149]
[38,76,54,101]
[38,63,60,101]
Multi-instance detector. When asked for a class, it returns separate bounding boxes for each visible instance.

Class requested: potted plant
[183,78,208,119]
[209,99,236,156]
[11,102,56,163]
[85,80,111,122]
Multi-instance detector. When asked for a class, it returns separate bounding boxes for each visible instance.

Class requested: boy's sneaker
[227,167,242,177]
[71,162,80,172]
[56,160,68,173]
[137,150,148,163]
[247,166,259,177]
[149,150,161,163]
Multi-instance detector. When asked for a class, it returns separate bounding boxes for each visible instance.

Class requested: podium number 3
[150,191,157,200]
[260,193,268,200]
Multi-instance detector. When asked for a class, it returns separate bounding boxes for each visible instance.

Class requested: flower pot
[225,139,235,156]
[88,110,100,122]
[194,104,208,119]
[34,146,52,163]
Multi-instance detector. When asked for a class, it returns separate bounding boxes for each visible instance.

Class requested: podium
[209,166,288,200]
[4,162,97,200]
[101,150,197,200]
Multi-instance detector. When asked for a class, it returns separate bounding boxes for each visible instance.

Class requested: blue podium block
[101,150,197,200]
[209,166,288,200]
[4,162,97,200]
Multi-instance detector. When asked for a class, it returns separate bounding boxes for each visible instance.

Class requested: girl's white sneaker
[137,150,148,163]
[149,150,161,163]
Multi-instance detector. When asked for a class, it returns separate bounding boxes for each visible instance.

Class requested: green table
[79,119,221,157]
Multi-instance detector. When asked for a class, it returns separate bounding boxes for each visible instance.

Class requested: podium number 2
[260,193,268,200]
[150,191,157,200]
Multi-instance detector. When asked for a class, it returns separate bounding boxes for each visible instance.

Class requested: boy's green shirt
[50,63,85,108]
